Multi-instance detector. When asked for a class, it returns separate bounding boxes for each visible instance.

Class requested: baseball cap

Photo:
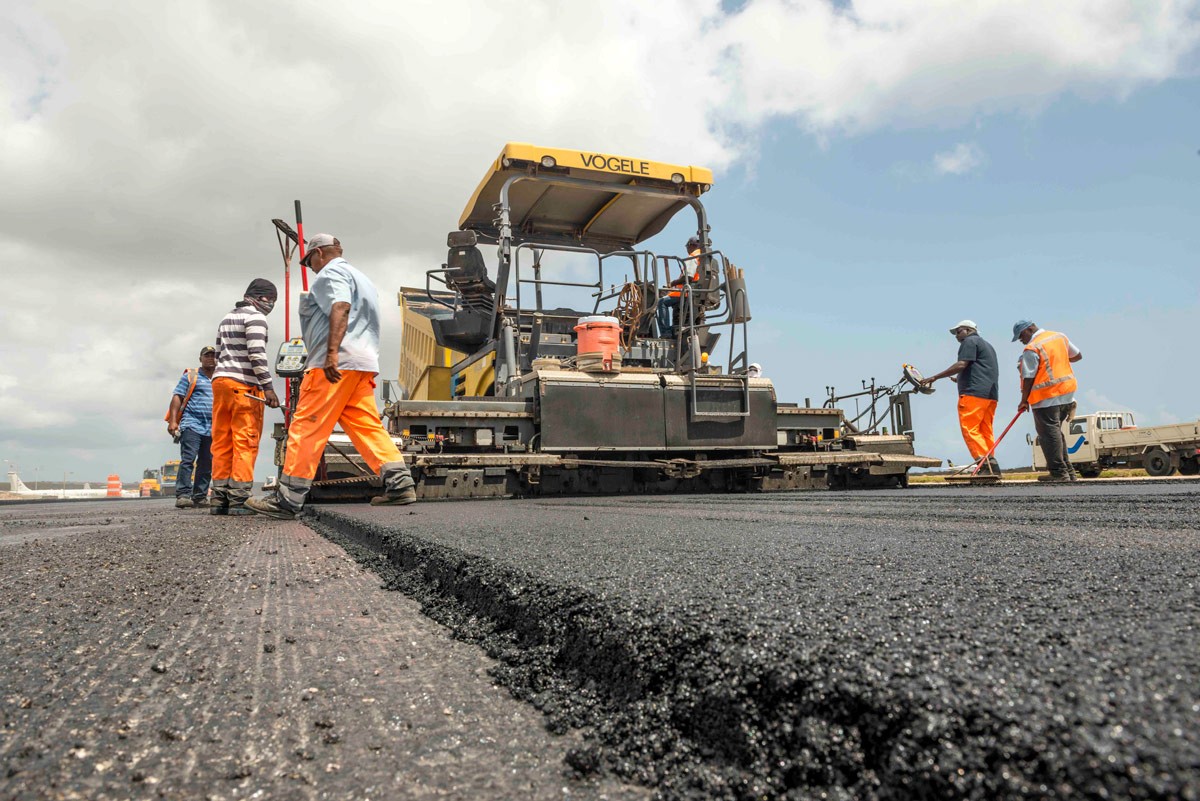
[301,233,338,265]
[200,345,216,356]
[949,319,977,334]
[1011,319,1035,341]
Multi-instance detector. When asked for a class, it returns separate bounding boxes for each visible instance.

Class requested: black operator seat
[446,244,496,296]
[431,232,497,352]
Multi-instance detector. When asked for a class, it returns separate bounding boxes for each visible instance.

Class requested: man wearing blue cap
[1012,320,1083,482]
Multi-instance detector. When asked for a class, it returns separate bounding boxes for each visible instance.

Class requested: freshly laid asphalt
[310,483,1200,800]
[2,483,1197,800]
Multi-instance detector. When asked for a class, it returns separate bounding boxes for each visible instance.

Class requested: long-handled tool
[295,200,308,292]
[946,408,1025,483]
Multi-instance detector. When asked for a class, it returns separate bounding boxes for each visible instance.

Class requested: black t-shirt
[957,333,999,401]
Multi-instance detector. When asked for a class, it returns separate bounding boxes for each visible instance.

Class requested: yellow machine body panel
[399,289,467,401]
[455,354,496,398]
[459,143,714,254]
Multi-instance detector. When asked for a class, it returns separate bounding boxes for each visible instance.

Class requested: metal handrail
[724,285,751,376]
[424,268,458,311]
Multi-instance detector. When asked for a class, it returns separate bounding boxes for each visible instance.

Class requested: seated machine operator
[657,236,702,338]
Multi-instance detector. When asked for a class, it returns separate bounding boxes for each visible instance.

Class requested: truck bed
[1096,420,1200,451]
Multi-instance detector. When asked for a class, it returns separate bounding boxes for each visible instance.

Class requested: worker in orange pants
[210,279,280,513]
[247,234,415,519]
[210,378,266,510]
[921,320,1001,473]
[957,394,997,461]
[272,368,411,512]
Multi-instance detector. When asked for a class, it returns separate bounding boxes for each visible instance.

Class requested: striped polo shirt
[172,369,214,435]
[214,302,274,389]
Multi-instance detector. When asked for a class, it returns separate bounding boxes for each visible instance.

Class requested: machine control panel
[276,339,309,377]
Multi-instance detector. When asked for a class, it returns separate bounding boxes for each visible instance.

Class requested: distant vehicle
[1030,410,1200,478]
[6,470,136,499]
[160,460,181,494]
[140,468,162,497]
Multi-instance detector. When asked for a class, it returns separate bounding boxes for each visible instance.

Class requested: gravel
[0,500,647,800]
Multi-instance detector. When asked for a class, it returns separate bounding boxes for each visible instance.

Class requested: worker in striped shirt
[210,278,280,515]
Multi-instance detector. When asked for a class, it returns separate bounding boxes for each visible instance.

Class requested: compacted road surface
[0,500,645,800]
[310,483,1200,800]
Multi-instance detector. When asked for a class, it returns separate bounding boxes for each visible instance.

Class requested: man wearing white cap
[246,234,417,519]
[920,320,1000,472]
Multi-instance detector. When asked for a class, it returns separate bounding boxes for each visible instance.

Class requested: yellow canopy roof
[459,143,714,253]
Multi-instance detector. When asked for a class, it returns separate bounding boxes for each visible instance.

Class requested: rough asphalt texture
[0,501,646,800]
[310,483,1200,800]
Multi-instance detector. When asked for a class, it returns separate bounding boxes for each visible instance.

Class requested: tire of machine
[1079,464,1102,479]
[1144,450,1176,478]
[1179,456,1200,476]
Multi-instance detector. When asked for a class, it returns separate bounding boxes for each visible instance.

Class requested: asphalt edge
[306,506,1085,800]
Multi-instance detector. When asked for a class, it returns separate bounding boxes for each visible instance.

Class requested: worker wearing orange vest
[1013,320,1083,482]
[656,236,702,338]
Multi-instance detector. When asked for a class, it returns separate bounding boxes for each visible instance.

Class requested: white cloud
[712,0,1200,134]
[0,0,1198,479]
[1079,389,1135,415]
[933,142,985,175]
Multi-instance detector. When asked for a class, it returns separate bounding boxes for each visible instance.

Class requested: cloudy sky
[1,0,1198,485]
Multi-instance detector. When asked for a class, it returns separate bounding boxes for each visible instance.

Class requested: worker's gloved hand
[264,389,280,409]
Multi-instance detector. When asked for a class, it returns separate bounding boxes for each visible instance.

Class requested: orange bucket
[573,316,621,362]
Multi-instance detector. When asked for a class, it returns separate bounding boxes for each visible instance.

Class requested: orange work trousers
[957,395,997,460]
[210,377,265,499]
[283,370,403,481]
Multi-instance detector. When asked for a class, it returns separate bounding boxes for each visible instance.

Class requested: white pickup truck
[1030,410,1200,478]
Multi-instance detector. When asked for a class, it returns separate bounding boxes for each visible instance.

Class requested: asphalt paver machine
[296,143,940,500]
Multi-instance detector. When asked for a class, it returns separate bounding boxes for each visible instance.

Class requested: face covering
[249,297,275,315]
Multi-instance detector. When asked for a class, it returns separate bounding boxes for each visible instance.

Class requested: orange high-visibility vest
[668,252,701,298]
[1021,329,1077,405]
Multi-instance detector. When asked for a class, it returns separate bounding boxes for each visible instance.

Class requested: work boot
[370,487,418,507]
[193,497,211,508]
[210,503,229,516]
[226,503,256,516]
[986,457,1001,475]
[1037,473,1070,483]
[245,495,298,520]
[175,497,194,509]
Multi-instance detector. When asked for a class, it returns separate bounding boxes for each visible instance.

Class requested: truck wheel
[1179,457,1199,477]
[1144,450,1175,478]
[1079,466,1102,479]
